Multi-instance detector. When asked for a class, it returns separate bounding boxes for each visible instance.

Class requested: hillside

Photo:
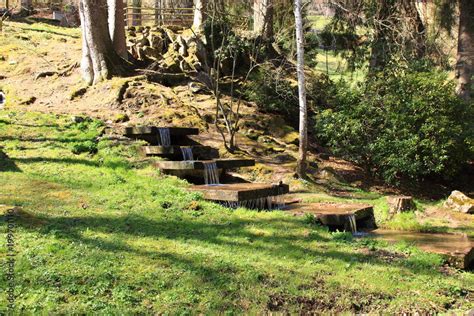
[0,19,473,313]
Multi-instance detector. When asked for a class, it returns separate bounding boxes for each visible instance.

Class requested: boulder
[444,190,474,214]
[386,196,416,215]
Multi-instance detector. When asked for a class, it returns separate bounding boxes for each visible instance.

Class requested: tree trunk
[21,0,32,11]
[155,0,162,25]
[108,0,128,59]
[79,0,123,85]
[294,0,307,179]
[131,0,141,26]
[193,0,207,31]
[369,0,392,72]
[254,0,273,39]
[456,0,474,101]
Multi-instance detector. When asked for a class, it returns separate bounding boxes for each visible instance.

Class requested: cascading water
[158,128,171,146]
[181,147,194,161]
[347,214,357,234]
[203,161,220,185]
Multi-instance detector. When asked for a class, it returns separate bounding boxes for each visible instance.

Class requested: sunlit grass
[0,109,472,313]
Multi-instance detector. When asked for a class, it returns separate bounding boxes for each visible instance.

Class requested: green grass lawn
[1,110,473,313]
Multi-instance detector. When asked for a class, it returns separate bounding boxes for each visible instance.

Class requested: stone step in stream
[285,203,377,232]
[123,126,199,146]
[141,145,219,160]
[190,183,290,209]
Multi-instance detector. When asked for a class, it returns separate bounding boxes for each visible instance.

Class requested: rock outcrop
[127,26,208,77]
[444,190,474,214]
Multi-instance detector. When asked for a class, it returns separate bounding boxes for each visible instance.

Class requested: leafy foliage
[315,69,474,183]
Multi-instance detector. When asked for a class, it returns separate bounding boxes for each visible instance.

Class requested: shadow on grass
[0,148,21,172]
[11,210,447,283]
[10,17,80,37]
[11,156,100,167]
[0,136,93,143]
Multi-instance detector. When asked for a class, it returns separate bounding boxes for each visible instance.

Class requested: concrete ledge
[123,126,199,136]
[155,159,255,170]
[285,203,376,229]
[190,183,290,202]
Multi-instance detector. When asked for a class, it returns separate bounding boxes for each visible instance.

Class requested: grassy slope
[1,110,473,314]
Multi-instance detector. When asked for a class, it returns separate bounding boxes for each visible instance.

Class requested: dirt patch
[267,278,392,314]
[360,248,408,264]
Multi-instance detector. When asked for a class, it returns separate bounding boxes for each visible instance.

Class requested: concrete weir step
[155,159,255,171]
[371,229,474,270]
[285,203,377,230]
[141,145,218,159]
[190,183,290,202]
[123,126,199,145]
[123,126,199,137]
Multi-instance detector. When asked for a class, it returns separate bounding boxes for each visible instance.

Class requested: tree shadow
[9,16,80,36]
[10,210,447,281]
[11,156,100,167]
[0,135,93,143]
[0,148,21,172]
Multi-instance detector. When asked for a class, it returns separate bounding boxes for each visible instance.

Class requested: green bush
[243,64,299,114]
[315,69,474,183]
[71,140,98,155]
[244,64,332,118]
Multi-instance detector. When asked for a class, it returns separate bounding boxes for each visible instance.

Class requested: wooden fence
[125,6,193,27]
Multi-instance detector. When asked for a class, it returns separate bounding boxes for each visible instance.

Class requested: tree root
[34,62,79,80]
[115,75,147,104]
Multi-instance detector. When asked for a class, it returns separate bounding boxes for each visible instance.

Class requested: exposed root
[34,62,79,80]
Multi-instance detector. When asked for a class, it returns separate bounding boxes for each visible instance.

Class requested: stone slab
[155,159,255,170]
[190,183,290,202]
[142,145,218,159]
[371,229,474,270]
[123,126,199,136]
[285,202,375,228]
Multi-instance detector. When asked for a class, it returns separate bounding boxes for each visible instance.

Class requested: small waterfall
[203,161,220,185]
[222,194,288,211]
[158,128,171,146]
[347,214,357,234]
[181,147,194,161]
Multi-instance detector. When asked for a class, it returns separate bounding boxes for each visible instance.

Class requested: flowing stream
[348,214,357,234]
[158,128,171,146]
[223,193,288,210]
[181,147,194,161]
[203,161,220,185]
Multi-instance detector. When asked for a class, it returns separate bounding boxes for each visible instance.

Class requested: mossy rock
[113,113,129,123]
[282,131,299,145]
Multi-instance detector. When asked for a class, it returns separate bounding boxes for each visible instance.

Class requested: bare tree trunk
[369,0,391,72]
[155,0,162,25]
[108,0,128,59]
[193,0,207,31]
[254,0,273,39]
[132,0,141,26]
[79,0,123,85]
[20,0,32,11]
[294,0,307,178]
[456,0,474,101]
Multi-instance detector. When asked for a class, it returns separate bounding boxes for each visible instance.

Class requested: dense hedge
[315,70,474,183]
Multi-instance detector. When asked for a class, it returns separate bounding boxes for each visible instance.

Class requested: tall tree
[254,0,273,39]
[193,0,207,31]
[79,0,123,85]
[456,0,474,101]
[294,0,307,178]
[108,0,128,59]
